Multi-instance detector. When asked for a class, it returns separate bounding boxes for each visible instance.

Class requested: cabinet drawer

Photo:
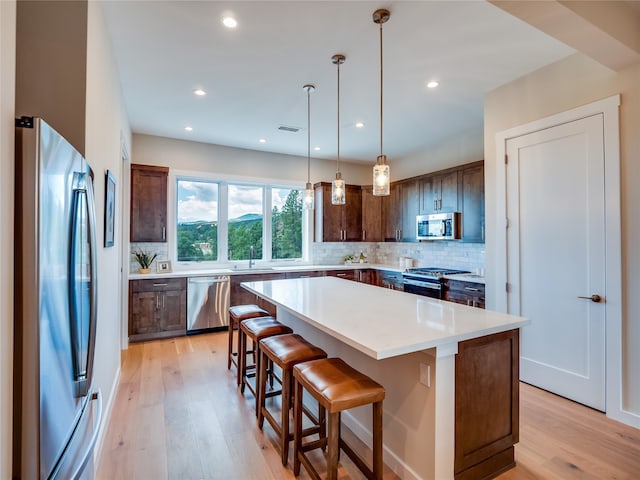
[446,280,485,308]
[130,277,186,293]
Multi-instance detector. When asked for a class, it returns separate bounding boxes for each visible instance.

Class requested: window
[272,188,302,259]
[175,178,304,263]
[228,184,263,261]
[176,180,219,261]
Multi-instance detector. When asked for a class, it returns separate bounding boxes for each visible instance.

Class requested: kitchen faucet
[249,245,254,269]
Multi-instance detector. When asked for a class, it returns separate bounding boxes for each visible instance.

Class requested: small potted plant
[133,250,157,274]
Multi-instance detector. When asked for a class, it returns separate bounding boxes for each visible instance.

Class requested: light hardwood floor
[96,332,640,480]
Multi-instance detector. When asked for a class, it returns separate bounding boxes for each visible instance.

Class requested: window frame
[174,175,308,267]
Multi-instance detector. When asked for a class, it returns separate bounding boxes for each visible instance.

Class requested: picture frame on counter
[104,170,116,248]
[157,260,172,273]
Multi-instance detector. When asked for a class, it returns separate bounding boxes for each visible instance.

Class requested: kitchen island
[242,276,529,480]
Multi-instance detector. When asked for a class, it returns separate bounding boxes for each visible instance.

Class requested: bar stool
[228,304,269,385]
[239,317,292,414]
[293,358,385,480]
[257,334,327,466]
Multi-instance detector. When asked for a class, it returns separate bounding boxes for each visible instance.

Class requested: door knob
[577,294,602,303]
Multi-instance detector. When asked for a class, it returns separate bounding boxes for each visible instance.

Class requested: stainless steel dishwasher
[187,275,230,333]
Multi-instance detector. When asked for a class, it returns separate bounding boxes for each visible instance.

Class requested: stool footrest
[300,437,327,453]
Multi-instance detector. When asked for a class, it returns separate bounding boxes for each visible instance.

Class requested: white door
[506,114,606,411]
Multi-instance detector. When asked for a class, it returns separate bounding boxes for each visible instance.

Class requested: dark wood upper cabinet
[401,180,419,242]
[315,161,483,244]
[130,164,168,242]
[420,170,458,214]
[458,162,485,243]
[314,182,362,242]
[381,181,419,242]
[381,183,402,242]
[361,186,382,242]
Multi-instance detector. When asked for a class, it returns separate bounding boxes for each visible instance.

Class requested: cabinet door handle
[434,199,437,210]
[156,294,160,309]
[464,286,480,292]
[362,230,366,241]
[153,283,168,287]
[162,226,166,240]
[162,294,165,309]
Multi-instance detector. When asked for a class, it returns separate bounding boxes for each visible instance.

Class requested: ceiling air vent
[278,125,301,133]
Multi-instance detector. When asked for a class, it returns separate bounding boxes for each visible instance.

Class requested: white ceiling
[102,1,574,164]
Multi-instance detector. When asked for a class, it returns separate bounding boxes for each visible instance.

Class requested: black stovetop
[405,267,470,278]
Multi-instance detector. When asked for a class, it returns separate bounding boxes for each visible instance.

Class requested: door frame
[494,95,632,426]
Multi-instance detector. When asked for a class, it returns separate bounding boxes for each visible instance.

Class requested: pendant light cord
[337,58,341,174]
[307,88,311,182]
[379,20,383,157]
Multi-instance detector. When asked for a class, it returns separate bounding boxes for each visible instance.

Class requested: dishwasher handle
[189,277,230,284]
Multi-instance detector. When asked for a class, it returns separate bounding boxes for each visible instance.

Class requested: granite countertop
[242,276,527,360]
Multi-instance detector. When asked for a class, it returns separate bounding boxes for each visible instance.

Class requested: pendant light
[331,54,346,205]
[372,9,391,196]
[303,84,315,210]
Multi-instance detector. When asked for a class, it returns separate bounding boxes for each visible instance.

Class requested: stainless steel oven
[403,268,470,299]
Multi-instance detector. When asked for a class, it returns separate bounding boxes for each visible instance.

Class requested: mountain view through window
[177,179,303,262]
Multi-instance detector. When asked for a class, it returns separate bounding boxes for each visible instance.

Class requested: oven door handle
[403,278,442,290]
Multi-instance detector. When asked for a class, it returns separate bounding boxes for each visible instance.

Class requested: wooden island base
[243,277,526,480]
[455,329,519,480]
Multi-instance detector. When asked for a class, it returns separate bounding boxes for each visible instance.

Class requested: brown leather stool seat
[228,304,269,385]
[293,357,385,480]
[258,334,327,466]
[239,317,292,415]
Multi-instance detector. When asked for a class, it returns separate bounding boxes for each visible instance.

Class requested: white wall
[0,1,16,477]
[392,126,484,180]
[484,53,640,418]
[132,133,372,186]
[85,1,132,457]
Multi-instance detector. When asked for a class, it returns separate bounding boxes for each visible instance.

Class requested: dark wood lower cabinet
[446,280,485,309]
[129,278,186,342]
[230,274,279,316]
[455,329,519,480]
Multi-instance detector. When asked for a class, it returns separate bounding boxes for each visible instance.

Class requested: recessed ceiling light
[185,126,193,132]
[222,16,237,28]
[259,138,266,144]
[193,88,206,96]
[355,122,365,128]
[427,81,439,89]
[314,146,320,151]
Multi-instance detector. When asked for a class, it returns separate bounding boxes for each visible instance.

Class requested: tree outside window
[272,188,302,259]
[176,180,218,261]
[228,184,263,261]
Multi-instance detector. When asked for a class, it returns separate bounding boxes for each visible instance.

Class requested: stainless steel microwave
[416,212,460,240]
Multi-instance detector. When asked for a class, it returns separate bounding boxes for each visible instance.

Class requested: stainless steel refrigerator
[14,117,102,479]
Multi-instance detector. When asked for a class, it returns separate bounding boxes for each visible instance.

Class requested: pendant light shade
[372,9,391,196]
[331,54,346,205]
[303,84,315,210]
[373,154,390,196]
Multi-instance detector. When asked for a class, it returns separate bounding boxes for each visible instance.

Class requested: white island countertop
[242,276,528,360]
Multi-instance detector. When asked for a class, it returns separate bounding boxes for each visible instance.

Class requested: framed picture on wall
[104,170,116,247]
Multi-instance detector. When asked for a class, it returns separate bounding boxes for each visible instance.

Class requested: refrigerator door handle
[68,172,98,398]
[69,389,103,480]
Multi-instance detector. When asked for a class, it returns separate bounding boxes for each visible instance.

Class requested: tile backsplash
[311,241,485,272]
[130,242,169,273]
[130,241,484,273]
